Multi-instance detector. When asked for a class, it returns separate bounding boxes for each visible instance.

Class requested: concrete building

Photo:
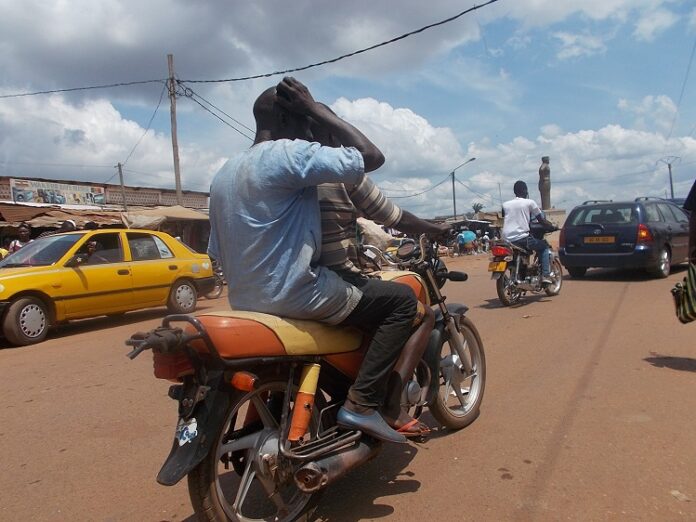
[0,176,209,209]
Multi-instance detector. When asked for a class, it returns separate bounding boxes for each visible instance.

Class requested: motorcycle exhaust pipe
[294,439,382,493]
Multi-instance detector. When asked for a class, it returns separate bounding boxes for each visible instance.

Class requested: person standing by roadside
[8,223,33,253]
[685,179,696,262]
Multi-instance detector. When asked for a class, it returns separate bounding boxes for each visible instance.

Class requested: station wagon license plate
[488,261,507,272]
[584,236,615,244]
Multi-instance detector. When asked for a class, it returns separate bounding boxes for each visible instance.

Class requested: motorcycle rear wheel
[188,377,322,522]
[544,259,563,296]
[430,317,486,430]
[495,268,522,306]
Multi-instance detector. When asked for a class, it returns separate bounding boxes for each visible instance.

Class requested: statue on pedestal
[538,156,551,210]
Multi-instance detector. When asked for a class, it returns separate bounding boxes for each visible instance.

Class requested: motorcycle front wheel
[495,268,522,306]
[188,376,322,522]
[430,317,486,430]
[205,278,224,300]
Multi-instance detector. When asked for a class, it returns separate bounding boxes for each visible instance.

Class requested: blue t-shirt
[208,139,365,324]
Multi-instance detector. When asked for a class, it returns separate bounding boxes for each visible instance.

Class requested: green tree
[472,202,484,214]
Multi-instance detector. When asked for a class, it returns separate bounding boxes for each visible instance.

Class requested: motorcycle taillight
[491,245,512,257]
[153,352,194,380]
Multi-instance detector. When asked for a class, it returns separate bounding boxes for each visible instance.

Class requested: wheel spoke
[217,431,264,460]
[251,395,280,429]
[452,381,469,409]
[256,473,291,516]
[232,458,257,516]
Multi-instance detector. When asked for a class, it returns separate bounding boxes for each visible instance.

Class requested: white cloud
[331,96,466,177]
[0,94,225,192]
[633,8,679,41]
[540,124,563,138]
[617,95,676,134]
[553,32,607,60]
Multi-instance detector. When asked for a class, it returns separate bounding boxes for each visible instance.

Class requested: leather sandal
[395,418,431,439]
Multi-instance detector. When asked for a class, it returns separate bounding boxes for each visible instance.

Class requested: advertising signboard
[10,179,106,206]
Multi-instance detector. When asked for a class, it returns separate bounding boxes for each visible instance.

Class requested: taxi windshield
[0,233,84,267]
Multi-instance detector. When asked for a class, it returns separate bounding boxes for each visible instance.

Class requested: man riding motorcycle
[502,180,556,284]
[311,113,450,438]
[208,77,417,443]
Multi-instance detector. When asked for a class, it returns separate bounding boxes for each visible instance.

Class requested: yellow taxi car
[0,229,215,346]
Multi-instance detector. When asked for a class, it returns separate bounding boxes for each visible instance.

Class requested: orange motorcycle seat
[375,270,429,305]
[193,311,364,359]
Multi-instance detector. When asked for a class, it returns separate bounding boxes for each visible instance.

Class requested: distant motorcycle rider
[502,180,555,284]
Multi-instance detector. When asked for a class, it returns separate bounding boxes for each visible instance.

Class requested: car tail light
[491,245,513,257]
[637,224,653,243]
[153,352,194,380]
[559,227,566,248]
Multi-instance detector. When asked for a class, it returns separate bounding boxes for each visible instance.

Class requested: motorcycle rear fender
[491,272,502,280]
[157,371,231,486]
[423,304,469,403]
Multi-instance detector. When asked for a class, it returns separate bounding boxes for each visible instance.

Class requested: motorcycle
[205,258,225,300]
[488,223,563,306]
[126,234,486,521]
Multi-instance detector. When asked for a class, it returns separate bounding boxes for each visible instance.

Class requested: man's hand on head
[275,77,317,115]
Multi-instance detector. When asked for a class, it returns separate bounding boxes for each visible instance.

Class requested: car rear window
[568,204,637,226]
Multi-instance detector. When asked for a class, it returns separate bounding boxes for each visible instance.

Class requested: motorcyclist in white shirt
[502,180,556,284]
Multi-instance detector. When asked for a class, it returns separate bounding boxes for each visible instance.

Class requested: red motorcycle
[127,235,486,521]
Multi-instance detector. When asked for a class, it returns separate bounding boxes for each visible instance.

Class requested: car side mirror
[65,254,87,267]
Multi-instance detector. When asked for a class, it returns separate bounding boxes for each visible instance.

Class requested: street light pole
[450,157,476,221]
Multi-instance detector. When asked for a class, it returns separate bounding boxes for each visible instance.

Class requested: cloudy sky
[1,0,695,217]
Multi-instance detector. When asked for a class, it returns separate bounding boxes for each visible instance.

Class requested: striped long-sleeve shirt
[318,176,402,273]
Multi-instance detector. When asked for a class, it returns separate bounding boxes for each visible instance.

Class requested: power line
[386,175,451,199]
[0,161,113,168]
[181,0,501,84]
[0,1,500,99]
[184,95,255,141]
[0,79,166,100]
[178,85,254,140]
[122,83,167,167]
[667,36,696,141]
[455,178,496,203]
[179,82,255,133]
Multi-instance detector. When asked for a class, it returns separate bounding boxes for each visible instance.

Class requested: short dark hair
[513,181,527,197]
[18,222,30,231]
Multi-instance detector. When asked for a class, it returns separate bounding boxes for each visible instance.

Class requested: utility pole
[498,182,503,209]
[451,171,457,222]
[117,162,128,212]
[449,157,476,222]
[658,156,680,199]
[168,54,183,206]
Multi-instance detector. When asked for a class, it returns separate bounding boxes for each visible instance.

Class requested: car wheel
[3,296,50,346]
[651,247,671,278]
[567,267,587,278]
[167,279,198,314]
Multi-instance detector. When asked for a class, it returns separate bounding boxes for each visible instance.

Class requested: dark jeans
[339,274,417,409]
[513,235,550,276]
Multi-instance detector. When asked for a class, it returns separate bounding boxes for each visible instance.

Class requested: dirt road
[1,256,695,521]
